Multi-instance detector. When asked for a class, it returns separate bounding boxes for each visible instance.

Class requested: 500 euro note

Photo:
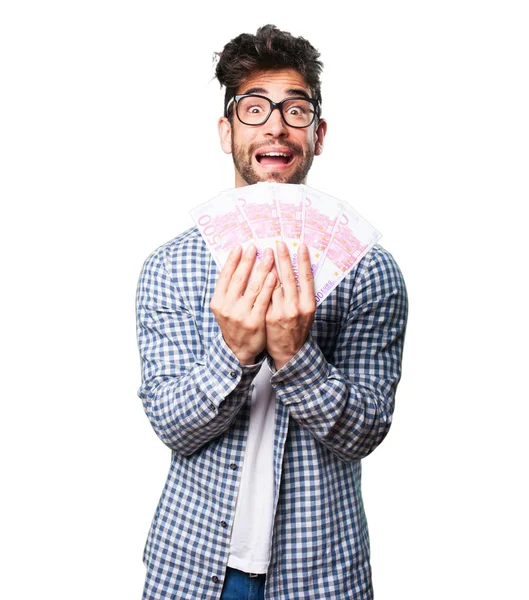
[269,182,305,283]
[224,184,281,266]
[190,194,256,270]
[191,184,382,306]
[302,186,343,277]
[313,203,381,306]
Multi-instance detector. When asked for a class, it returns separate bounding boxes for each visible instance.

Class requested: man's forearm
[139,332,264,455]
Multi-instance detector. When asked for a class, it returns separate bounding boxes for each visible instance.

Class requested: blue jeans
[220,567,266,600]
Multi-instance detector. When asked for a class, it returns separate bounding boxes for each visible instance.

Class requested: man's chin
[237,166,307,186]
[259,171,296,184]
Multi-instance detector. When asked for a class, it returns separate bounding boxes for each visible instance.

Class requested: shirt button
[212,575,219,583]
[220,520,228,528]
[229,371,237,378]
[230,463,238,470]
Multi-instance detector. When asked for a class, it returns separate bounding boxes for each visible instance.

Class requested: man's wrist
[240,349,267,367]
[240,357,257,366]
[272,355,292,370]
[268,335,328,395]
[269,339,309,371]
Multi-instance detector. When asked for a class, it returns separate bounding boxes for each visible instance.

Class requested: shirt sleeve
[267,246,408,463]
[136,246,262,455]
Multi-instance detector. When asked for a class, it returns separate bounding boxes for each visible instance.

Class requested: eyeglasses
[226,94,319,128]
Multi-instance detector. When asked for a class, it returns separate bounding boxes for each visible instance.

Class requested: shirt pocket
[310,317,340,361]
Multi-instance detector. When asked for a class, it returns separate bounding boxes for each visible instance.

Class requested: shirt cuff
[267,334,330,403]
[196,333,265,405]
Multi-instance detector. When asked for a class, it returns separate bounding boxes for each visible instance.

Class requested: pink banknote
[190,184,382,306]
[224,184,281,266]
[302,186,343,277]
[268,182,305,283]
[190,194,256,269]
[313,204,381,305]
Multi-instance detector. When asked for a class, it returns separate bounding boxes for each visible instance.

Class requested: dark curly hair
[214,24,323,119]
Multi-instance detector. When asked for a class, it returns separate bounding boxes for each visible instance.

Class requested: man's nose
[263,106,289,136]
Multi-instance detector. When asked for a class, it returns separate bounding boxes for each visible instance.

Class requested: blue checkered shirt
[136,227,408,599]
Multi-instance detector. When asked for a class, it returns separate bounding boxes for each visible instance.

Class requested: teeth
[259,152,289,157]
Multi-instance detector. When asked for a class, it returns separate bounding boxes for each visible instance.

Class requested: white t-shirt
[227,361,276,574]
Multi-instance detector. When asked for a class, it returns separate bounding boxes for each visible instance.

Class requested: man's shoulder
[344,242,405,298]
[141,226,208,273]
[137,227,214,308]
[146,226,204,259]
[351,242,407,306]
[360,243,405,283]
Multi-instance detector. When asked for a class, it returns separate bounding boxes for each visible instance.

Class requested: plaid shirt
[136,227,408,599]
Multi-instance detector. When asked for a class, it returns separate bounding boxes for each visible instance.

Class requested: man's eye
[247,105,264,114]
[287,105,306,116]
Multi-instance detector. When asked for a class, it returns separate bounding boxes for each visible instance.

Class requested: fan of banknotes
[190,183,381,306]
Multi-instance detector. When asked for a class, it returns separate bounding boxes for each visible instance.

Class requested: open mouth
[255,151,295,167]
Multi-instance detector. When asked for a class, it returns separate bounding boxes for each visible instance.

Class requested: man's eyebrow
[239,87,311,98]
[240,87,268,96]
[285,88,311,99]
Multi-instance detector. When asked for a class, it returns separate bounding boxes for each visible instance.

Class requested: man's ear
[314,118,327,156]
[218,116,233,155]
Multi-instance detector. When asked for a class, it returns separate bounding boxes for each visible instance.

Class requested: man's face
[218,68,327,187]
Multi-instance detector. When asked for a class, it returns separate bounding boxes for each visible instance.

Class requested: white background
[1,1,528,598]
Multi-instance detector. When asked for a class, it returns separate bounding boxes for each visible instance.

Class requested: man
[136,25,408,600]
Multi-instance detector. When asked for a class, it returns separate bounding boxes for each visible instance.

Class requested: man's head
[215,25,327,187]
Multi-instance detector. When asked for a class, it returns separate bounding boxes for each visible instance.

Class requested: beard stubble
[231,133,315,186]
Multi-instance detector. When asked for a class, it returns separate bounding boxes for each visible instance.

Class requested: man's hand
[210,244,277,365]
[266,242,316,370]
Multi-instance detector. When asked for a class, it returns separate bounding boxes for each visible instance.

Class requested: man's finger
[213,245,242,298]
[225,244,258,300]
[297,243,316,308]
[252,271,277,317]
[276,241,298,300]
[242,248,274,306]
[268,264,283,307]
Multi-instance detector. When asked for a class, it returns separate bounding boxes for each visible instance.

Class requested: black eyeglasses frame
[225,94,320,128]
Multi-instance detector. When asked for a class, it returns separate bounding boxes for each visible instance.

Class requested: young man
[136,25,408,600]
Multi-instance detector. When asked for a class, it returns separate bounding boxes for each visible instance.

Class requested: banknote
[313,203,381,306]
[224,184,281,266]
[269,182,305,282]
[190,193,256,269]
[190,184,381,306]
[300,186,343,277]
